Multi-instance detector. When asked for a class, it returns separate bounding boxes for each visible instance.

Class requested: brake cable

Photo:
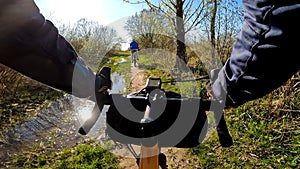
[161,75,209,83]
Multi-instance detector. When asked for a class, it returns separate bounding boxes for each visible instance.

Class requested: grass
[53,143,118,169]
[10,141,119,169]
[98,52,131,74]
[138,53,208,98]
[190,78,300,168]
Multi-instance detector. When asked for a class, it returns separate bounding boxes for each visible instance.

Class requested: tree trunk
[175,0,187,68]
[210,0,217,48]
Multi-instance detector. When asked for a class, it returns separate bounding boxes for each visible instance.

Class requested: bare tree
[191,0,243,71]
[57,18,121,70]
[125,9,174,50]
[65,18,96,52]
[124,0,211,67]
[79,23,121,70]
[203,0,243,63]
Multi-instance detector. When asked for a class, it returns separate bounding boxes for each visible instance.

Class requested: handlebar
[78,67,233,148]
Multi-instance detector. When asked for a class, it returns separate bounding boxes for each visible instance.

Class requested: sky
[34,0,148,49]
[34,0,243,26]
[33,0,242,49]
[34,0,147,26]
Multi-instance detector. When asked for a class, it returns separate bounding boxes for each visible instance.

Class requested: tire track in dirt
[128,63,147,93]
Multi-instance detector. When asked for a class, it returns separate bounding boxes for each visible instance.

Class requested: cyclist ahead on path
[130,41,139,67]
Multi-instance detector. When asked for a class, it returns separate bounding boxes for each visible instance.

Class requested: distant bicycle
[131,49,138,67]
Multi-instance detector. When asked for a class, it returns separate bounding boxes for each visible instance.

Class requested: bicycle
[131,49,138,67]
[78,66,233,169]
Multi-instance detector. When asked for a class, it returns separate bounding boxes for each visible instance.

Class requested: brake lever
[78,67,112,135]
[209,99,233,147]
[215,111,233,147]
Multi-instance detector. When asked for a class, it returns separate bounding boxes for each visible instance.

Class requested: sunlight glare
[79,109,93,121]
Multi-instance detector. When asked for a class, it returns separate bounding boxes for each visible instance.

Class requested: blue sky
[34,0,242,49]
[34,0,147,25]
[34,0,242,26]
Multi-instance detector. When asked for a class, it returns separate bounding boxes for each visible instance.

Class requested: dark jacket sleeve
[212,0,300,107]
[0,0,100,100]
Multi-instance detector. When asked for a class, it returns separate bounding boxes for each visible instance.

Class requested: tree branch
[185,1,208,33]
[183,0,194,17]
[185,0,206,23]
[123,0,146,4]
[161,0,176,13]
[144,0,174,19]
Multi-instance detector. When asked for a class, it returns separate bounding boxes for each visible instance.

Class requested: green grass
[54,143,119,169]
[10,142,119,169]
[138,54,208,98]
[190,83,300,168]
[98,52,131,74]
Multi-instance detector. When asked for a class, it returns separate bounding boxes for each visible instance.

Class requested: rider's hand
[206,68,222,100]
[94,67,112,104]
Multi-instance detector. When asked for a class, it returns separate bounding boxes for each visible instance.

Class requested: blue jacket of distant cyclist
[130,41,139,50]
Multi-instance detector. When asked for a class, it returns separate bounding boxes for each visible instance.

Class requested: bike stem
[138,105,160,169]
